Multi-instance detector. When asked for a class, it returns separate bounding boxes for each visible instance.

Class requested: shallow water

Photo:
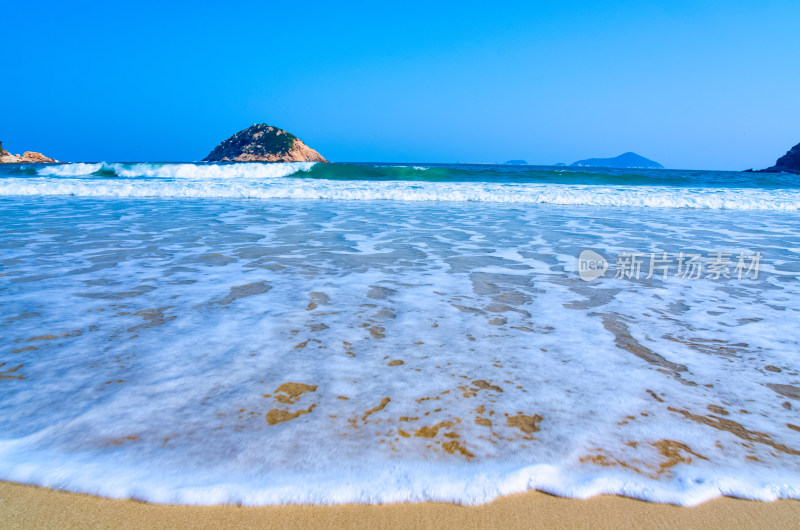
[0,163,799,505]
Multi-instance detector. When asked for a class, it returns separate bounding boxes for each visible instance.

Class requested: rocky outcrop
[571,152,663,169]
[203,124,328,163]
[758,141,800,173]
[21,151,57,163]
[0,142,57,163]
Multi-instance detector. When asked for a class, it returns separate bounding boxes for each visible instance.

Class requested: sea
[0,161,798,506]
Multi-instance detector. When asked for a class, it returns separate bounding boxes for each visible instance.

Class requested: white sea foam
[0,162,798,210]
[36,162,107,176]
[0,198,798,506]
[37,161,315,179]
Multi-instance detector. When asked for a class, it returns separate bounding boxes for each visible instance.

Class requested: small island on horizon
[570,152,664,169]
[3,129,800,174]
[203,124,328,163]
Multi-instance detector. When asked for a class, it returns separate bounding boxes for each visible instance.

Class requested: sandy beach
[0,481,797,529]
[4,2,800,528]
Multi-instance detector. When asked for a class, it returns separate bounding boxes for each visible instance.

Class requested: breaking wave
[0,162,798,210]
[36,161,316,180]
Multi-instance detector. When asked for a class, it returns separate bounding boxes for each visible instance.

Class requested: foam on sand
[0,196,798,506]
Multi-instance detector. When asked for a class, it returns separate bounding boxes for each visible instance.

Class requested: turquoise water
[2,161,799,188]
[2,162,799,209]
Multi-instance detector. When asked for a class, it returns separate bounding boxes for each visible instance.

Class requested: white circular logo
[577,250,608,281]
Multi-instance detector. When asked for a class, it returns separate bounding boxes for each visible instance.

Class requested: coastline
[1,166,799,525]
[1,481,798,529]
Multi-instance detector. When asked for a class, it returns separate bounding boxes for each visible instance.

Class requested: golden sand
[1,481,798,529]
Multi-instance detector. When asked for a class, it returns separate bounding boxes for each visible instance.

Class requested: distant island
[0,141,57,163]
[203,124,328,163]
[755,141,800,174]
[504,160,528,165]
[570,152,663,169]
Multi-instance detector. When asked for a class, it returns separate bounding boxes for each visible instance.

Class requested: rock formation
[203,124,328,163]
[0,141,57,163]
[571,152,663,169]
[758,141,800,173]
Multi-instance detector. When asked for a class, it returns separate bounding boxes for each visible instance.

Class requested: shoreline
[1,481,798,529]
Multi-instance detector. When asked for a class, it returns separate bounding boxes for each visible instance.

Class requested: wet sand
[1,481,798,529]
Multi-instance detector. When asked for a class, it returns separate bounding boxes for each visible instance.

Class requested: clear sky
[1,0,798,169]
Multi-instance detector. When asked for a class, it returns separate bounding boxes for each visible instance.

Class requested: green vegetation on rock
[202,123,327,163]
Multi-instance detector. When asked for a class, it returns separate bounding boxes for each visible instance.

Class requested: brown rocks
[0,142,57,163]
[203,123,328,163]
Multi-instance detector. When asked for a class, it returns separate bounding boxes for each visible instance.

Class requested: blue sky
[1,0,798,169]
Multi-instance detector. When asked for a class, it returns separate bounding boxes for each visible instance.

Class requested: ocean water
[0,161,798,506]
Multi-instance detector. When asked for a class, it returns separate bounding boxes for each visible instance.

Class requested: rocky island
[0,141,57,163]
[203,124,328,163]
[571,152,663,169]
[757,141,800,173]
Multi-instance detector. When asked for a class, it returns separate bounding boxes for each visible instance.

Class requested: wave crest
[0,162,793,210]
[37,162,316,179]
[2,176,799,210]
